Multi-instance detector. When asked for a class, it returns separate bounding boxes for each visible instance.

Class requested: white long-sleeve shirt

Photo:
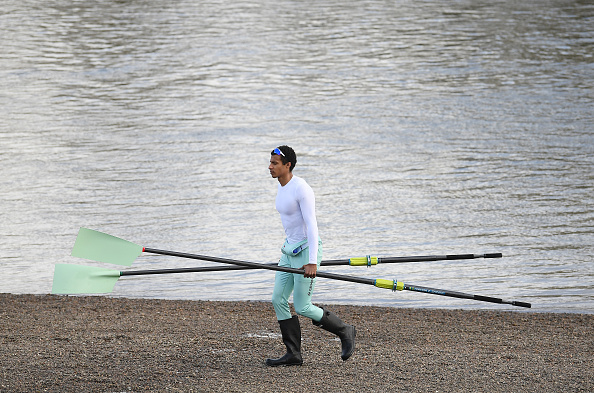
[275,176,319,264]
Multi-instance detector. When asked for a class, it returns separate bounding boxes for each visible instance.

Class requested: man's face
[269,154,290,178]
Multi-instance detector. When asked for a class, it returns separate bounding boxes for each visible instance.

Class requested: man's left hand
[302,264,317,278]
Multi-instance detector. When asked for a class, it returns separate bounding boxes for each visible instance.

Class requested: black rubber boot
[313,308,356,361]
[265,315,303,367]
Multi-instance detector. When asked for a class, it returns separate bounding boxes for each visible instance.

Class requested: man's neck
[278,172,293,187]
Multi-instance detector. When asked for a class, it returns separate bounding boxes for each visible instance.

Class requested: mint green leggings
[271,240,324,322]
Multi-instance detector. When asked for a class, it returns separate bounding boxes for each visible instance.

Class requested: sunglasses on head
[273,147,285,157]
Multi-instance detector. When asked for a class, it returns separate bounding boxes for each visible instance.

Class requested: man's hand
[302,264,317,278]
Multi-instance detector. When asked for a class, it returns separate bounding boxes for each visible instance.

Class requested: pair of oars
[52,228,531,308]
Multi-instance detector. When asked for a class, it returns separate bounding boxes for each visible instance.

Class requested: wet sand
[1,294,592,392]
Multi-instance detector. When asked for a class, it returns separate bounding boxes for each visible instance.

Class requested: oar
[71,227,502,267]
[51,262,531,308]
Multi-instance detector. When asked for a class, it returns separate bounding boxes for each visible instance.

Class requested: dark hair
[271,145,297,172]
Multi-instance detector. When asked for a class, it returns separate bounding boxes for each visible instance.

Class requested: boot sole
[265,360,303,367]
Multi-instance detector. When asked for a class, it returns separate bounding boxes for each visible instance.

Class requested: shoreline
[1,293,592,392]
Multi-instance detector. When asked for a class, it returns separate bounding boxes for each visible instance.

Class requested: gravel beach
[1,294,592,392]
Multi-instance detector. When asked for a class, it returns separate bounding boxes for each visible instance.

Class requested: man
[265,145,356,367]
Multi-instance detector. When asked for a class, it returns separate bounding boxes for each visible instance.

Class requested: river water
[1,0,592,313]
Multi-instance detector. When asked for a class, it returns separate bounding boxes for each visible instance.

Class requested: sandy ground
[0,294,592,392]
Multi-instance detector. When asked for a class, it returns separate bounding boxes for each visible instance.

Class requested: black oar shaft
[142,248,376,286]
[136,251,503,271]
[322,252,502,265]
[138,248,529,308]
[120,266,247,276]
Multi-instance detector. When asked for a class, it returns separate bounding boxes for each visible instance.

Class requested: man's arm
[298,182,319,278]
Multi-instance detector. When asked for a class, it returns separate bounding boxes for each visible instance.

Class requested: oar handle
[403,284,531,308]
[378,253,502,264]
[510,301,532,308]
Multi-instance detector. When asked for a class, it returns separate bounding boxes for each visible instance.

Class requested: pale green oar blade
[52,264,121,294]
[72,227,143,266]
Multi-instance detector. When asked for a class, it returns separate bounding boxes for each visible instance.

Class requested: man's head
[270,145,297,172]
